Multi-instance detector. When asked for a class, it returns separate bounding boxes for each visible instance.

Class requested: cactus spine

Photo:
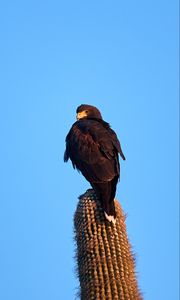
[74,189,142,300]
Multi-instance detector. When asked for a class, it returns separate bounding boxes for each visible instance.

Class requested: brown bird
[64,104,125,224]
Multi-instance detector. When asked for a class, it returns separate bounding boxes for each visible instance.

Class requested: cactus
[74,189,142,300]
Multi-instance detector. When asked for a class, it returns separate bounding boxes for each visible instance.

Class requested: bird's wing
[107,127,126,160]
[64,120,103,165]
[64,119,125,182]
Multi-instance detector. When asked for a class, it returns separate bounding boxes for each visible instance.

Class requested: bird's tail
[91,176,118,224]
[104,209,116,224]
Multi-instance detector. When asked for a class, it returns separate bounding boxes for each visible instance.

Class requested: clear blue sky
[0,1,179,299]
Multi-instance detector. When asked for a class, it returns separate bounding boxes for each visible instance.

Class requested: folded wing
[64,119,125,183]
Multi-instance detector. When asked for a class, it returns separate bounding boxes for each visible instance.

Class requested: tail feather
[91,176,118,222]
[104,211,116,224]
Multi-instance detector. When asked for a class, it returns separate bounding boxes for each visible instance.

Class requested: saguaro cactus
[74,189,142,300]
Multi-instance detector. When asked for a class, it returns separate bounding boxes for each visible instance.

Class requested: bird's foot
[104,212,116,224]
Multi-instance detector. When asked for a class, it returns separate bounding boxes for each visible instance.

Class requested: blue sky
[0,1,179,299]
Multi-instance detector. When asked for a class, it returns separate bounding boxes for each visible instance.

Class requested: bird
[64,104,125,224]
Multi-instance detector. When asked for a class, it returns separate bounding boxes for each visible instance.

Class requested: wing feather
[64,119,125,182]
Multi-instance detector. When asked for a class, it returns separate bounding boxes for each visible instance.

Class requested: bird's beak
[76,111,87,120]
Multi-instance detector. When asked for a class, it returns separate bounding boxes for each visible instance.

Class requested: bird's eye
[85,110,88,113]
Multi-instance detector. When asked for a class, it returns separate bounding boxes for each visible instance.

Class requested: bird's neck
[88,117,110,129]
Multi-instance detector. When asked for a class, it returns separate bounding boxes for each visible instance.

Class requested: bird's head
[76,104,102,121]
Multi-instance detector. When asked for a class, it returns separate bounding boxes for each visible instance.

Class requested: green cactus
[74,189,142,300]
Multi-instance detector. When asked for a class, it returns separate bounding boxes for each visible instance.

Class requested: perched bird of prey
[64,104,125,224]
